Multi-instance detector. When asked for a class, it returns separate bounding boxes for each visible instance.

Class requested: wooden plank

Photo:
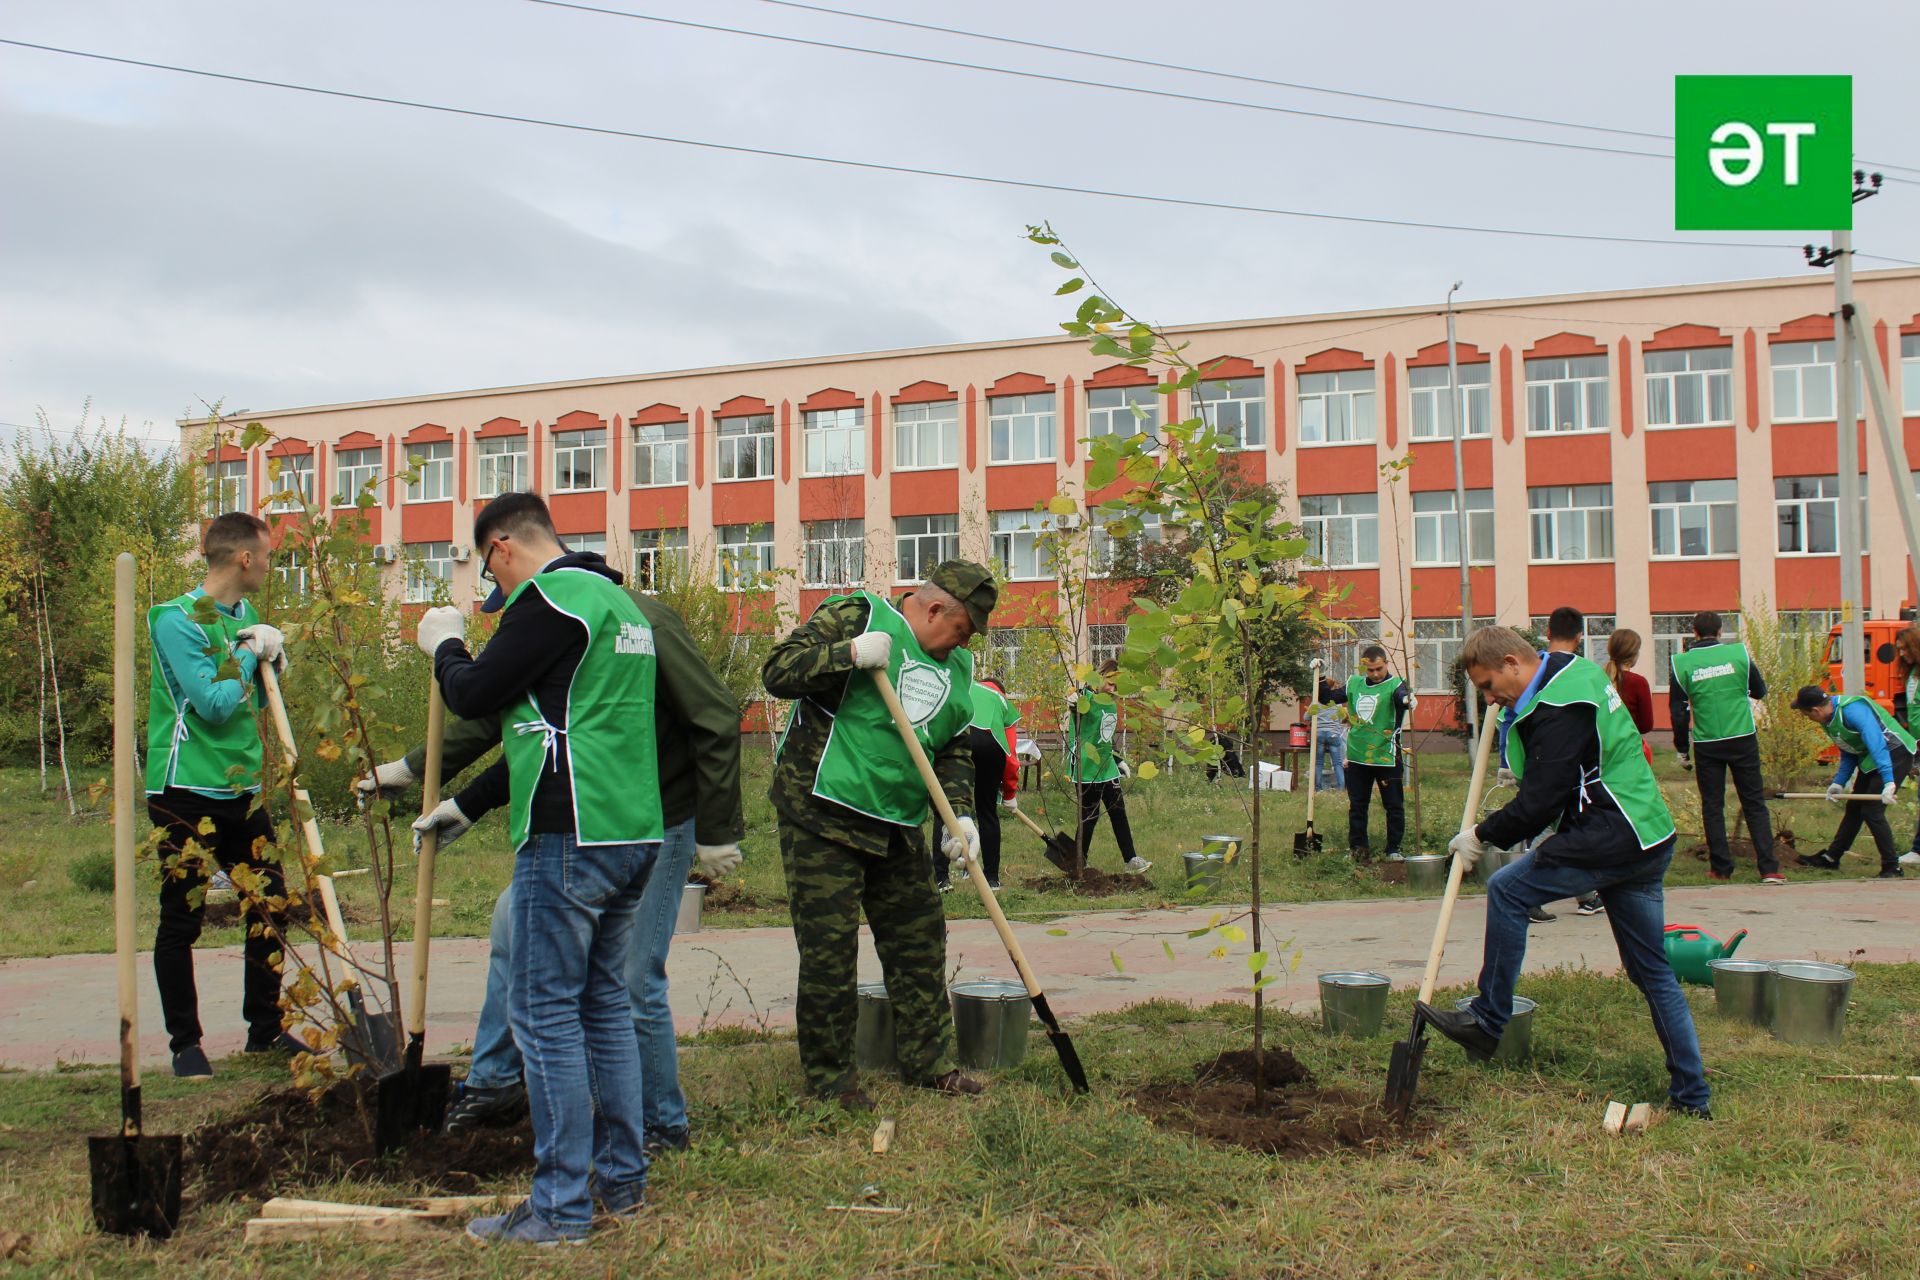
[870,1118,896,1155]
[1817,1074,1920,1084]
[259,1197,418,1220]
[1601,1101,1627,1135]
[245,1215,441,1244]
[400,1195,512,1215]
[1623,1103,1652,1134]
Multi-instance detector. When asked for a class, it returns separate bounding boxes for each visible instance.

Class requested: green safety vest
[1823,693,1916,761]
[808,591,976,825]
[1670,641,1756,742]
[499,568,663,851]
[1071,691,1122,784]
[1507,655,1675,851]
[1344,674,1403,767]
[969,682,1019,738]
[1906,671,1919,737]
[145,590,264,797]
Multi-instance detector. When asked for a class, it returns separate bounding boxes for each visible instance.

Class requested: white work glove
[411,797,472,853]
[941,816,981,871]
[416,605,466,658]
[1448,828,1485,871]
[355,757,417,804]
[1825,782,1847,805]
[1882,783,1898,806]
[236,624,288,673]
[1116,760,1131,780]
[1001,795,1018,812]
[1496,766,1516,788]
[848,631,892,670]
[696,843,743,877]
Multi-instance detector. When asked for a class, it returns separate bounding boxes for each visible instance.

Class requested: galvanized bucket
[1709,958,1773,1025]
[1318,971,1391,1037]
[1455,995,1537,1062]
[950,979,1032,1070]
[1404,855,1449,894]
[855,982,897,1072]
[674,882,706,935]
[1183,852,1225,894]
[1200,834,1241,863]
[1472,843,1523,884]
[1769,960,1854,1045]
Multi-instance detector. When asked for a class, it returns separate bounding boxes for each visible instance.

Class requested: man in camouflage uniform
[762,560,997,1109]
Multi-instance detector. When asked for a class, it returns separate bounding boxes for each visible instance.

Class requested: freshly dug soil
[1131,1050,1411,1157]
[187,1079,532,1205]
[689,873,777,912]
[1017,868,1154,897]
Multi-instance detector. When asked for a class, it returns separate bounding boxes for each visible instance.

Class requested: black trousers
[960,728,1006,885]
[148,788,287,1053]
[1346,762,1405,856]
[1694,735,1778,876]
[1077,779,1138,866]
[1826,747,1912,870]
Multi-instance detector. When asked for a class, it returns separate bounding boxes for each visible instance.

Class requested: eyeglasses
[480,536,506,584]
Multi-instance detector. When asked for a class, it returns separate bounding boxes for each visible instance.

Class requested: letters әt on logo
[1674,75,1852,232]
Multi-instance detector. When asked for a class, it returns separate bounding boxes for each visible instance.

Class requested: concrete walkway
[2,879,1914,1072]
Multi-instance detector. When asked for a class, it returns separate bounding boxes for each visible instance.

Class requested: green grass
[4,966,1918,1277]
[0,748,1885,960]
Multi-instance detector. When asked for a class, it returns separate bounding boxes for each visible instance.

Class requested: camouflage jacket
[762,594,974,857]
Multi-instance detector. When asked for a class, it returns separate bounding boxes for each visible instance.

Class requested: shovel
[374,683,452,1153]
[871,670,1091,1094]
[1008,804,1079,875]
[258,663,400,1070]
[90,552,183,1238]
[1383,701,1498,1122]
[1774,791,1894,802]
[1294,657,1325,858]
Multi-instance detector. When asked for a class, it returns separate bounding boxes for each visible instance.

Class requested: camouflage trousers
[778,819,957,1095]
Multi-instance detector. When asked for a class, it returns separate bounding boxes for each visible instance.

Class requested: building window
[274,548,309,596]
[267,454,313,512]
[1086,385,1160,441]
[1652,612,1740,690]
[716,523,775,591]
[1411,489,1494,567]
[1409,363,1492,440]
[717,413,775,481]
[802,406,864,477]
[992,510,1054,582]
[1298,370,1376,445]
[632,420,688,488]
[1323,619,1381,688]
[895,514,959,583]
[1771,340,1836,421]
[1300,493,1379,568]
[1193,377,1266,449]
[332,447,380,508]
[1528,613,1618,665]
[476,435,527,499]
[1413,617,1496,693]
[552,429,607,492]
[1526,355,1609,434]
[632,527,688,591]
[1649,479,1738,558]
[1089,623,1128,670]
[405,441,453,503]
[205,458,247,517]
[988,393,1056,464]
[1903,334,1920,417]
[893,400,957,470]
[404,541,454,604]
[986,627,1049,689]
[803,519,865,588]
[1645,347,1733,428]
[1775,475,1868,556]
[1528,484,1614,562]
[1089,509,1163,577]
[568,533,608,556]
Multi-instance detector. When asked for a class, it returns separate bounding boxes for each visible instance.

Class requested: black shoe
[919,1070,986,1095]
[1799,852,1843,871]
[1528,906,1556,923]
[834,1087,875,1113]
[1414,1002,1500,1062]
[1877,866,1905,879]
[443,1080,529,1134]
[1350,846,1373,865]
[643,1126,690,1157]
[172,1044,213,1079]
[1574,896,1605,917]
[1666,1101,1713,1121]
[243,1030,309,1056]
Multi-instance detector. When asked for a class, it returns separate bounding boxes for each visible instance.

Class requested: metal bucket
[674,882,705,934]
[1455,995,1536,1062]
[1472,843,1523,884]
[855,982,897,1072]
[950,979,1032,1070]
[1769,961,1854,1045]
[1709,958,1773,1025]
[1318,971,1391,1038]
[1200,834,1241,863]
[1404,855,1449,894]
[1183,852,1225,894]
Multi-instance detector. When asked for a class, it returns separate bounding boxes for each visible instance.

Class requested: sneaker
[443,1081,529,1134]
[591,1177,647,1224]
[171,1044,213,1080]
[834,1087,875,1113]
[1799,852,1843,871]
[1385,850,1406,863]
[1527,906,1556,923]
[1707,870,1733,882]
[1761,873,1787,885]
[1878,866,1905,879]
[1413,1002,1499,1062]
[243,1030,310,1056]
[919,1070,985,1095]
[937,881,952,893]
[1665,1101,1713,1121]
[987,881,1003,893]
[1574,897,1605,916]
[465,1199,586,1246]
[1900,851,1920,868]
[1124,857,1153,874]
[1349,846,1373,865]
[642,1127,690,1157]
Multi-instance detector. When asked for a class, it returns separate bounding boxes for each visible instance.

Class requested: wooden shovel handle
[1304,658,1321,827]
[113,553,139,1107]
[1414,699,1500,1006]
[407,683,447,1039]
[257,663,364,979]
[1008,804,1052,841]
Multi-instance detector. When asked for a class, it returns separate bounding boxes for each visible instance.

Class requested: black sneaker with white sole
[171,1044,213,1079]
[443,1080,529,1134]
[1527,906,1556,923]
[1573,896,1605,916]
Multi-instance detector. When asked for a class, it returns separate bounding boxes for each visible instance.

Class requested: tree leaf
[1246,951,1268,974]
[1046,928,1070,936]
[1135,760,1159,780]
[1218,924,1246,943]
[1050,251,1079,269]
[1055,277,1085,295]
[1162,940,1176,962]
[1047,494,1078,517]
[1110,950,1125,974]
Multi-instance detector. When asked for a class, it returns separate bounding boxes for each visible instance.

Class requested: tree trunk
[33,571,47,793]
[1245,644,1265,1106]
[40,571,76,815]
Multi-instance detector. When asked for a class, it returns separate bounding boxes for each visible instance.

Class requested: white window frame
[1413,616,1496,693]
[716,522,775,591]
[1323,619,1382,688]
[801,406,865,478]
[1300,493,1379,568]
[1411,489,1494,567]
[1089,622,1129,670]
[1775,475,1868,556]
[1644,347,1734,429]
[267,453,314,512]
[987,393,1057,464]
[895,514,959,583]
[1408,363,1492,441]
[1652,612,1741,691]
[475,435,527,499]
[1527,484,1615,563]
[1903,334,1920,417]
[1525,355,1610,434]
[1528,613,1618,666]
[205,458,247,517]
[893,400,958,471]
[1297,370,1377,445]
[1089,509,1164,577]
[1193,377,1267,449]
[551,429,607,493]
[275,548,309,596]
[717,413,775,481]
[631,420,689,488]
[632,527,688,592]
[802,518,866,589]
[332,446,380,508]
[1649,479,1739,559]
[992,510,1055,582]
[404,541,454,604]
[1086,385,1160,442]
[1771,340,1838,422]
[405,440,454,504]
[567,532,608,557]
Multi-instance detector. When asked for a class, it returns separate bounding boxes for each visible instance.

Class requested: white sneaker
[1901,851,1920,868]
[1125,857,1153,873]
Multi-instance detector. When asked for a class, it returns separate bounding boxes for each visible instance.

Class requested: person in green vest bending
[420,492,665,1245]
[147,511,300,1079]
[1670,611,1780,883]
[1791,685,1912,879]
[1070,660,1151,874]
[762,560,1000,1110]
[943,675,1019,892]
[1318,644,1412,862]
[1423,627,1711,1120]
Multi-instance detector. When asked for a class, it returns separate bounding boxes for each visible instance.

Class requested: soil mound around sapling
[1131,1050,1413,1157]
[187,1079,532,1205]
[1017,868,1154,897]
[689,873,776,912]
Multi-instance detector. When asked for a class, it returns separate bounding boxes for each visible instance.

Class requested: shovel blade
[1292,827,1324,859]
[1029,992,1091,1094]
[89,1133,183,1239]
[339,992,402,1074]
[373,1061,452,1155]
[1383,1016,1428,1121]
[1041,835,1077,875]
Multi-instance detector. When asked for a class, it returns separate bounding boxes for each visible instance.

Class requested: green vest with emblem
[499,567,663,851]
[145,591,264,796]
[1344,674,1403,767]
[808,591,976,825]
[1670,641,1756,742]
[1823,693,1917,760]
[1071,691,1122,784]
[1507,655,1675,850]
[969,682,1019,738]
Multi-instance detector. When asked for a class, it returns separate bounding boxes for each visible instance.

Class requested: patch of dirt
[689,873,776,912]
[1130,1050,1415,1157]
[1017,868,1154,897]
[187,1080,531,1205]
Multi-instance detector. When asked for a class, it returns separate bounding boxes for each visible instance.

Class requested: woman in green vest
[1791,685,1913,878]
[1318,644,1411,861]
[1071,660,1151,874]
[945,676,1019,891]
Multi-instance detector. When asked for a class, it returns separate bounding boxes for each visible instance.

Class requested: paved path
[2,880,1914,1072]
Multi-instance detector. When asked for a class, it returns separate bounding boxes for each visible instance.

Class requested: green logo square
[1675,75,1852,230]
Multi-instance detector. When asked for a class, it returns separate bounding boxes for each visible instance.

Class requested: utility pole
[1445,282,1477,735]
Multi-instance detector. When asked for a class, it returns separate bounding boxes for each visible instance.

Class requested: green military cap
[927,559,997,633]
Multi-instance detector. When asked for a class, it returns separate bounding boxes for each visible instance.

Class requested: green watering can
[1663,923,1749,986]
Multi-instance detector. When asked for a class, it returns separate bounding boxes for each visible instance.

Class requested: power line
[0,37,1856,257]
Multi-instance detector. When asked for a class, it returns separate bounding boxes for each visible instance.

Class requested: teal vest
[145,591,263,796]
[1344,674,1403,767]
[1071,691,1122,784]
[1507,656,1675,850]
[1824,693,1917,761]
[1670,641,1756,742]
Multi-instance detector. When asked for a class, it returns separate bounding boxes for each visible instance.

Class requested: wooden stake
[1602,1101,1627,1135]
[400,1195,512,1215]
[824,1205,906,1216]
[244,1215,441,1244]
[1623,1103,1652,1133]
[870,1118,895,1155]
[1817,1074,1920,1084]
[259,1198,419,1220]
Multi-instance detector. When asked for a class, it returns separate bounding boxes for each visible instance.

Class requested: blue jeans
[469,819,694,1139]
[1468,839,1710,1112]
[511,833,658,1233]
[1316,729,1346,790]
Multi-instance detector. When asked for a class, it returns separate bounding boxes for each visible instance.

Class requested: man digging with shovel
[1420,626,1712,1121]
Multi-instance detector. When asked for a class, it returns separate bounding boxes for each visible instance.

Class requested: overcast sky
[4,0,1917,449]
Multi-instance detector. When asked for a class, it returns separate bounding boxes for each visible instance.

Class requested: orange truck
[1821,614,1915,723]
